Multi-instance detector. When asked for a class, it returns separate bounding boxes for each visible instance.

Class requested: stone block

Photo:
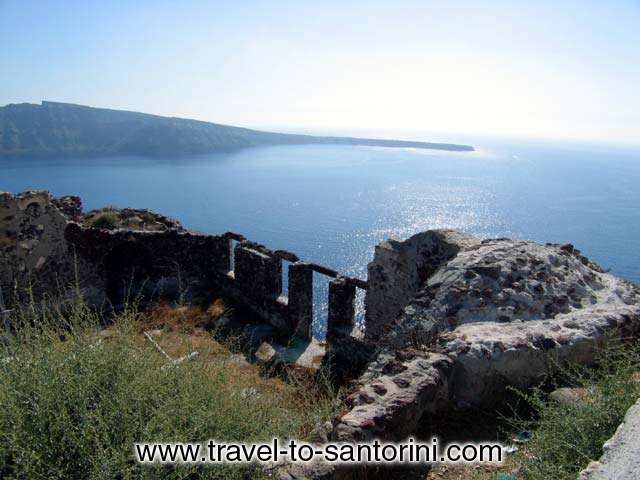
[327,277,355,338]
[288,262,313,338]
[234,243,282,301]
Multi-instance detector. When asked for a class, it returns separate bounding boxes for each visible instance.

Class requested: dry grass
[139,300,332,439]
[0,298,339,480]
[145,298,229,332]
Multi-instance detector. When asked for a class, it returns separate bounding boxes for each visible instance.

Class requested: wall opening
[354,287,366,332]
[229,239,239,274]
[312,271,331,340]
[280,259,290,300]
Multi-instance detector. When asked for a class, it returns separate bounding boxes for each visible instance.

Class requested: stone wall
[324,232,640,447]
[215,240,366,338]
[64,222,231,306]
[280,231,640,480]
[0,191,99,305]
[364,229,479,342]
[0,191,369,343]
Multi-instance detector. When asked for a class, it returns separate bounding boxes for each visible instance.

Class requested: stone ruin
[0,191,370,371]
[2,190,640,479]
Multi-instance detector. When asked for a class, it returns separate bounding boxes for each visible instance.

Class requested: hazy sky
[2,0,639,144]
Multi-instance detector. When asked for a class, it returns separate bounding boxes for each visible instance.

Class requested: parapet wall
[0,191,369,342]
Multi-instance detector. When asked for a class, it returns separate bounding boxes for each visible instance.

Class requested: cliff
[0,101,474,157]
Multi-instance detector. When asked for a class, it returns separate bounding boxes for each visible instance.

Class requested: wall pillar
[218,236,232,272]
[288,262,313,339]
[234,243,282,301]
[327,277,356,338]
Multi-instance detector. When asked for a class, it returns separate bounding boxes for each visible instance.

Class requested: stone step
[255,337,326,372]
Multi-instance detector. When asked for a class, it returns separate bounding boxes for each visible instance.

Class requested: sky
[1,0,639,144]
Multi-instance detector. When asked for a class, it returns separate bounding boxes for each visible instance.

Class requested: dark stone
[234,242,282,300]
[371,382,388,395]
[533,336,557,350]
[327,277,356,338]
[274,249,299,263]
[392,377,411,388]
[471,265,502,280]
[359,391,376,404]
[395,349,420,362]
[382,359,408,375]
[288,262,313,338]
[309,263,339,278]
[463,269,476,279]
[559,243,575,253]
[53,195,82,220]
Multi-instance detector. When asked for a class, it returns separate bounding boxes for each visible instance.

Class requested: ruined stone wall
[0,191,99,305]
[216,241,366,338]
[65,225,368,338]
[1,191,368,342]
[0,190,376,350]
[324,232,640,452]
[364,230,479,342]
[6,190,640,480]
[64,223,231,306]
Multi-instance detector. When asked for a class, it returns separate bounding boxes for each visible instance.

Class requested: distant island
[0,101,474,157]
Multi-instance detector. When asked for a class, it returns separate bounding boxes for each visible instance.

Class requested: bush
[87,211,119,229]
[507,342,640,480]
[0,302,336,479]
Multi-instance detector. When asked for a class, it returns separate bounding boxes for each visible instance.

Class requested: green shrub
[507,342,640,480]
[0,303,336,479]
[87,211,119,229]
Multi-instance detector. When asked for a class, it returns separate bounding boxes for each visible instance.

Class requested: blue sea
[2,139,639,328]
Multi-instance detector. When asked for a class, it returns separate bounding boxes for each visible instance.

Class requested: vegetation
[83,207,176,231]
[0,298,337,480]
[504,342,640,480]
[4,292,637,480]
[86,210,119,229]
[423,342,640,480]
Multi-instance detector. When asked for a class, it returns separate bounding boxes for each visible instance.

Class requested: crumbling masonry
[2,190,640,480]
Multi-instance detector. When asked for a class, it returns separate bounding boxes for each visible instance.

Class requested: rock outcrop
[364,229,480,341]
[579,397,640,479]
[279,231,639,479]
